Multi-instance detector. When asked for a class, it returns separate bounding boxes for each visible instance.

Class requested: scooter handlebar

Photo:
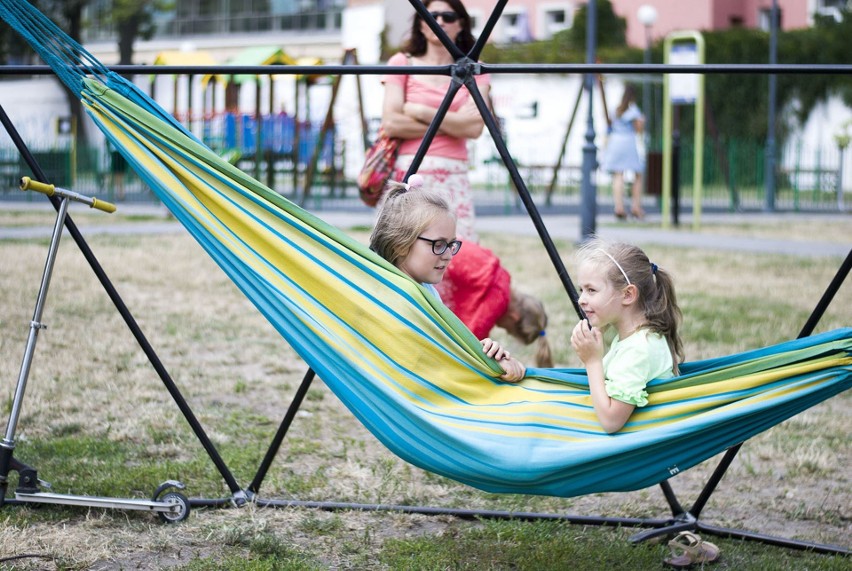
[19,176,116,213]
[19,176,54,196]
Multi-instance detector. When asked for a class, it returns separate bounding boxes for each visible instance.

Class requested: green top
[602,329,673,407]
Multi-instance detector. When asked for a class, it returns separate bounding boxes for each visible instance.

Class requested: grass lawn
[0,207,849,570]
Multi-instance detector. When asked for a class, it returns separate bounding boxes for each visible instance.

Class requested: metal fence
[1,132,849,214]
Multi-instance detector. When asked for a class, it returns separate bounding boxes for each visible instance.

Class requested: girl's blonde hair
[576,238,684,373]
[369,180,454,267]
[504,289,553,368]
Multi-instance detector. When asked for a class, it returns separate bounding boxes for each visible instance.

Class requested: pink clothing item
[383,52,491,161]
[435,241,511,339]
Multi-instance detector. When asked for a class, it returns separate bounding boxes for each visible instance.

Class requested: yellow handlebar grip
[20,176,55,196]
[91,198,117,213]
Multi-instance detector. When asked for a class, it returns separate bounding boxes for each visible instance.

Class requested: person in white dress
[601,85,646,220]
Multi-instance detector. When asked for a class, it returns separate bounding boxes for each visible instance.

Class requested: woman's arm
[570,321,635,433]
[403,83,490,140]
[381,81,430,139]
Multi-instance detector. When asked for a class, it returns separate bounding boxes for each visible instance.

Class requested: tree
[58,1,88,141]
[564,0,627,51]
[103,0,173,66]
[485,5,852,145]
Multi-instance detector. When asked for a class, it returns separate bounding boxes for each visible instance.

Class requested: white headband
[601,250,631,285]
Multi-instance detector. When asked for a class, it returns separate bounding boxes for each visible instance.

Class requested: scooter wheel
[156,491,190,524]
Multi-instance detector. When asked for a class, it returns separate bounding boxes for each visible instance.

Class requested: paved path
[1,202,849,259]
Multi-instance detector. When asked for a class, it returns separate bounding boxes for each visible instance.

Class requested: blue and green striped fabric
[2,0,850,499]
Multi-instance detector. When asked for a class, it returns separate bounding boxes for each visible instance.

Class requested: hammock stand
[0,0,849,556]
[1,99,849,559]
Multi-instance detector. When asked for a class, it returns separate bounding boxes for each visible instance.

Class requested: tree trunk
[62,0,87,142]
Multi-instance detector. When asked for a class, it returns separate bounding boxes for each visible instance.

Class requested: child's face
[398,212,457,285]
[577,262,624,328]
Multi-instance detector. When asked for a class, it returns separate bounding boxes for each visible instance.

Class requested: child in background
[369,176,526,382]
[437,240,553,367]
[570,238,683,433]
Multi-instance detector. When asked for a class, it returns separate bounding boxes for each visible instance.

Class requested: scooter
[0,176,190,523]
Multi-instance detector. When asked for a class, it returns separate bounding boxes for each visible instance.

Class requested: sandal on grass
[663,531,721,569]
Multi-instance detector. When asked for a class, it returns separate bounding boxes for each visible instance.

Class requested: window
[538,3,573,40]
[83,0,342,41]
[498,10,533,43]
[468,10,484,38]
[815,0,845,22]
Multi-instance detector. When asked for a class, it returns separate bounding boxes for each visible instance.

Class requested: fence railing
[2,135,848,213]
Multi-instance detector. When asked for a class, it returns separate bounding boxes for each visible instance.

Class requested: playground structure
[151,46,361,201]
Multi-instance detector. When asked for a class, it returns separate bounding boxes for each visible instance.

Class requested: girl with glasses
[370,177,526,382]
[381,0,488,241]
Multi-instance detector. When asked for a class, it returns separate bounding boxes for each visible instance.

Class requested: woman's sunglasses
[428,11,460,24]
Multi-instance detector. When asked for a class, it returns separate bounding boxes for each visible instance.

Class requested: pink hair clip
[406,173,424,191]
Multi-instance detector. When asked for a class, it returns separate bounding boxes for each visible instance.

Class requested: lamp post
[765,0,779,211]
[579,0,598,240]
[834,122,850,213]
[637,5,657,149]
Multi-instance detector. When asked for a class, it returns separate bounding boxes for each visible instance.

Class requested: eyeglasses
[417,236,463,256]
[428,10,460,24]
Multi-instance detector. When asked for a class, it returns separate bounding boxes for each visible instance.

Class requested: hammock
[2,0,850,500]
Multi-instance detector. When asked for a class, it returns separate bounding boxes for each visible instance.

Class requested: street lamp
[834,121,851,212]
[637,5,657,147]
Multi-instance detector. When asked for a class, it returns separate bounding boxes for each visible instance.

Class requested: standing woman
[601,85,646,220]
[381,0,490,241]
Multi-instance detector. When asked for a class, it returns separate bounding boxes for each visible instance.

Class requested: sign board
[668,43,699,104]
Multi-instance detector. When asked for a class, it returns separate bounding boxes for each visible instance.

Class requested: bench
[779,167,840,192]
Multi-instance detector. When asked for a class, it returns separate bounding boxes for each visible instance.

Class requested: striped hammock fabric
[2,0,850,499]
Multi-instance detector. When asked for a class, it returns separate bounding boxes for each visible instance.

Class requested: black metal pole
[248,369,316,494]
[580,0,598,240]
[798,248,852,339]
[764,0,779,211]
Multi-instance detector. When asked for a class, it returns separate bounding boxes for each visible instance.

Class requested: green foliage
[486,7,852,143]
[568,0,627,50]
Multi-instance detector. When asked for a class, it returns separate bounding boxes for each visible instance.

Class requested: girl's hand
[480,338,525,382]
[571,320,604,364]
[456,98,480,120]
[481,337,509,361]
[498,356,526,383]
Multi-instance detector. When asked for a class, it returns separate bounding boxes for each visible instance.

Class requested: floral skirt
[393,154,478,241]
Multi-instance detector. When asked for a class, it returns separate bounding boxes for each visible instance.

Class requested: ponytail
[646,266,684,374]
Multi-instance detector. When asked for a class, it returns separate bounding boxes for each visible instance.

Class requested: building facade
[1,1,847,194]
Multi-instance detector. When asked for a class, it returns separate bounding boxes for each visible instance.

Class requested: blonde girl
[570,238,683,432]
[370,178,526,382]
